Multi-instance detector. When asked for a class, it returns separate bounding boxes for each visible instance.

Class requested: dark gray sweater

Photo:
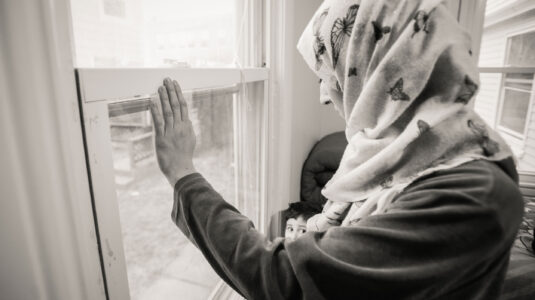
[171,159,523,300]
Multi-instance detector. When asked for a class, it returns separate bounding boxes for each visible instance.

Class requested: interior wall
[288,0,321,204]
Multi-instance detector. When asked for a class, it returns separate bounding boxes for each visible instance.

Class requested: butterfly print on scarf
[387,78,410,101]
[417,120,430,135]
[336,81,343,92]
[325,214,340,224]
[372,21,391,42]
[467,120,500,157]
[313,9,329,71]
[331,4,359,68]
[349,218,360,225]
[379,175,394,189]
[412,10,430,38]
[348,67,358,77]
[455,75,478,104]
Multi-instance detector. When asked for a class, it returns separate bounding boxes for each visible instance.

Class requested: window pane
[109,86,236,299]
[499,89,530,134]
[506,31,535,66]
[70,0,236,67]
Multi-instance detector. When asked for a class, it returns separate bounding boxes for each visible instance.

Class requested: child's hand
[150,78,197,186]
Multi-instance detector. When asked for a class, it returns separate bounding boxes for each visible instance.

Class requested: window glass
[498,73,534,135]
[70,0,236,67]
[108,86,236,299]
[499,88,531,134]
[506,31,535,66]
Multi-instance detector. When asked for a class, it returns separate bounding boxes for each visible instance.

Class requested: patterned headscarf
[297,0,514,231]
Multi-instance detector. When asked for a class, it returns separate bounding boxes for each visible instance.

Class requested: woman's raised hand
[150,78,197,187]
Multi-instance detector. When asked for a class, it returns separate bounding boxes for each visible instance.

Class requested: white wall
[286,0,346,205]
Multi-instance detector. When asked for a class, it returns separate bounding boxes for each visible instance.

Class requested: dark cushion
[300,131,347,206]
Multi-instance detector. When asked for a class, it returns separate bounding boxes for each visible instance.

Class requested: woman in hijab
[150,0,524,299]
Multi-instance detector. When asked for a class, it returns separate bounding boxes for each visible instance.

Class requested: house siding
[475,4,535,171]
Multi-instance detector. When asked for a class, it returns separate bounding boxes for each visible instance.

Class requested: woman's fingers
[149,95,164,136]
[164,78,182,123]
[173,80,189,122]
[158,86,174,133]
[155,78,188,135]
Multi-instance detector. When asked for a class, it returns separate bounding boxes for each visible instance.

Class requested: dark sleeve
[171,173,300,299]
[172,161,523,300]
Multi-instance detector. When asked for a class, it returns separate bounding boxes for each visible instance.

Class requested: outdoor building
[475,0,535,172]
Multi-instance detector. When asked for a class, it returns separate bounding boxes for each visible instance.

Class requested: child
[284,202,321,241]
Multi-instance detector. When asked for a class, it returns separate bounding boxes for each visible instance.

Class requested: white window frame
[493,29,535,141]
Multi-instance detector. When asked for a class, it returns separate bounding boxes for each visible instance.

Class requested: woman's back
[171,159,523,299]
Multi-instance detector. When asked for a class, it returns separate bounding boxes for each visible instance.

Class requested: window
[496,32,535,137]
[475,0,535,173]
[71,1,267,298]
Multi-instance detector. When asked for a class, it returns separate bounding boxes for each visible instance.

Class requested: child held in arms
[284,202,321,241]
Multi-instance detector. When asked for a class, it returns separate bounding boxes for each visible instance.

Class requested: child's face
[285,215,307,241]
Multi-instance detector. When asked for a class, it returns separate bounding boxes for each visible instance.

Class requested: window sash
[78,67,269,299]
[75,0,270,297]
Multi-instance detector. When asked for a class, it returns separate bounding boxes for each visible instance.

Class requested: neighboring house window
[102,0,126,18]
[497,31,535,138]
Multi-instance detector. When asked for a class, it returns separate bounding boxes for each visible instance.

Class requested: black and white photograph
[1,0,535,299]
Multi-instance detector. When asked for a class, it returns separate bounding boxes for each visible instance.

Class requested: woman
[149,0,523,299]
